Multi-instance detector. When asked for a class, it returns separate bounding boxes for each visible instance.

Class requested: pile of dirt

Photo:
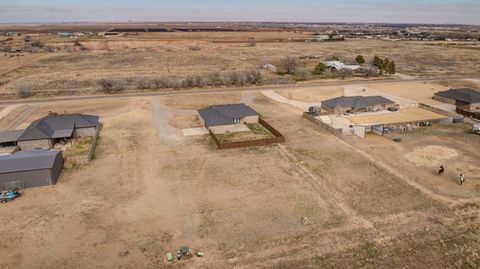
[404,145,459,167]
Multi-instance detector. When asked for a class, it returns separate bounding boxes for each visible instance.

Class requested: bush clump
[13,80,35,98]
[97,78,125,93]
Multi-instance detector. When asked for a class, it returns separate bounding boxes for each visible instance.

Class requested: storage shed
[0,150,63,190]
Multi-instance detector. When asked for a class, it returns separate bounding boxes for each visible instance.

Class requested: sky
[1,0,479,25]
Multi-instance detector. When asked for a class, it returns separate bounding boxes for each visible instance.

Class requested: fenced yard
[63,135,98,164]
[209,118,284,150]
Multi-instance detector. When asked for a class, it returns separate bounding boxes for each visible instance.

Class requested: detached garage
[0,150,63,190]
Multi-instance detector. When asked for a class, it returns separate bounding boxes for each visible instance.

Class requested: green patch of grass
[246,123,275,138]
[215,132,234,143]
[63,137,93,157]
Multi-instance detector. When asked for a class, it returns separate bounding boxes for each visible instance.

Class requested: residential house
[16,112,99,151]
[198,104,259,129]
[434,88,480,113]
[322,96,396,114]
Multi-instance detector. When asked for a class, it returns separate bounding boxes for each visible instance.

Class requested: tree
[279,56,298,74]
[313,62,327,75]
[373,55,381,67]
[388,61,396,75]
[355,55,365,64]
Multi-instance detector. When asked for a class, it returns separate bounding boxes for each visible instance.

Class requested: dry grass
[0,92,479,268]
[1,37,480,98]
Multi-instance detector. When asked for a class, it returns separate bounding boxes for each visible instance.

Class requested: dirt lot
[348,124,480,198]
[369,82,449,105]
[348,108,447,125]
[0,94,479,268]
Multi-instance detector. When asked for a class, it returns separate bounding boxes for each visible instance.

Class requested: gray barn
[0,150,64,190]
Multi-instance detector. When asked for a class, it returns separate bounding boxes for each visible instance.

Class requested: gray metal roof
[198,103,259,128]
[322,96,395,109]
[17,113,99,141]
[0,130,24,144]
[0,150,62,174]
[435,88,480,104]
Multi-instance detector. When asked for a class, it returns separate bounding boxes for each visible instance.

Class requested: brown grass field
[0,90,479,268]
[1,31,480,99]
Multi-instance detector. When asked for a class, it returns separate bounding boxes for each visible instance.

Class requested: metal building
[0,150,64,190]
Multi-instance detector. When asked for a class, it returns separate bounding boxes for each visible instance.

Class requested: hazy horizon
[1,1,479,25]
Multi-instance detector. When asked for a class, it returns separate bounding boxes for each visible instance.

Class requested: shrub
[295,68,310,81]
[313,62,327,75]
[326,56,339,61]
[135,76,153,89]
[246,70,262,84]
[355,55,365,64]
[30,39,44,48]
[13,80,35,98]
[45,45,56,53]
[189,44,201,51]
[97,78,125,93]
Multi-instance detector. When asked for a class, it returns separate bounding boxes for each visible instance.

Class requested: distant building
[434,88,480,113]
[314,35,330,41]
[198,104,259,128]
[324,61,361,72]
[0,150,63,190]
[322,96,396,114]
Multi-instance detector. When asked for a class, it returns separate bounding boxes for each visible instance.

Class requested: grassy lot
[63,136,93,157]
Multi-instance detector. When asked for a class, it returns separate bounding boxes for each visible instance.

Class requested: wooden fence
[209,118,284,150]
[66,132,99,164]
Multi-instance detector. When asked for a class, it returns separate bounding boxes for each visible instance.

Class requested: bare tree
[280,56,298,74]
[13,80,35,98]
[97,78,125,93]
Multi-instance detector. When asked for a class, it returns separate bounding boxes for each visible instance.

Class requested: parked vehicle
[0,189,20,203]
[473,124,480,135]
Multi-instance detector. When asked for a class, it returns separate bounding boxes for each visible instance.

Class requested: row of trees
[97,70,263,93]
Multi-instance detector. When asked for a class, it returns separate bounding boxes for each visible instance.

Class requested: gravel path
[150,97,184,145]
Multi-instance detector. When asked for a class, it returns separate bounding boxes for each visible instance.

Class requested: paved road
[1,75,479,106]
